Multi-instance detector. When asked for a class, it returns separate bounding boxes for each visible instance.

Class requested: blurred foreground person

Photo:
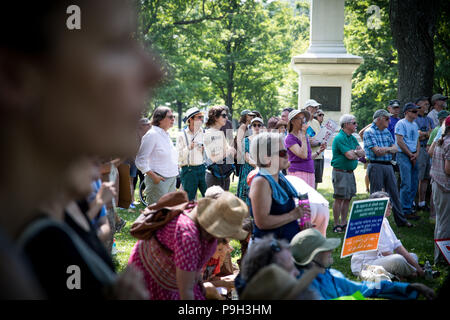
[0,0,162,298]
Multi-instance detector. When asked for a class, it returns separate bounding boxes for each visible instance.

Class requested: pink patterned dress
[128,213,217,300]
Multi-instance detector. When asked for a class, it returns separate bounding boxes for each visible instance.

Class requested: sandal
[333,225,343,233]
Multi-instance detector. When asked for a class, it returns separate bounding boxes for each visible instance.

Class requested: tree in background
[389,0,440,104]
[138,0,310,124]
[345,0,398,128]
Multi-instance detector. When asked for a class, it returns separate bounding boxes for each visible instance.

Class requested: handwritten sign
[313,119,338,146]
[435,238,450,265]
[340,198,389,258]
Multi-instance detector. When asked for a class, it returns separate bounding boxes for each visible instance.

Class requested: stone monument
[291,0,363,123]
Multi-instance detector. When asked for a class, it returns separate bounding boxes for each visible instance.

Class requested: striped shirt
[363,123,394,162]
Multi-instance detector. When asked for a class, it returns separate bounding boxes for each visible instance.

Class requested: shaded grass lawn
[113,163,448,297]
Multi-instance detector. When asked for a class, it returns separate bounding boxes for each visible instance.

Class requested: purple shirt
[285,133,314,173]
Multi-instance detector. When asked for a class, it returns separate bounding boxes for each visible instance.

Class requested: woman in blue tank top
[248,132,311,243]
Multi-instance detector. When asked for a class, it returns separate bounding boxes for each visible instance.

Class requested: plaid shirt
[430,135,450,192]
[363,123,394,161]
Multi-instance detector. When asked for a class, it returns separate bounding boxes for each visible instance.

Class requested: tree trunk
[389,0,439,105]
[176,100,183,129]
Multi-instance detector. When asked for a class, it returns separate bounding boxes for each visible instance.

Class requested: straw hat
[196,191,249,240]
[290,228,340,266]
[240,264,316,300]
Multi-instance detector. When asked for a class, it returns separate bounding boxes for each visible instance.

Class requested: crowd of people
[0,0,448,301]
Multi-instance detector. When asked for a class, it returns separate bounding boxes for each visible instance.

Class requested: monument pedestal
[291,0,363,124]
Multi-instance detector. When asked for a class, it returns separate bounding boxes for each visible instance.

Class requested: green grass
[113,166,449,296]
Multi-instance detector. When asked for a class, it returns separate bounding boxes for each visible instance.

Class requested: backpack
[130,191,195,240]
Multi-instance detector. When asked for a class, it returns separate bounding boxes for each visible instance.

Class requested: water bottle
[306,126,316,138]
[424,260,432,280]
[112,238,118,255]
[298,193,311,229]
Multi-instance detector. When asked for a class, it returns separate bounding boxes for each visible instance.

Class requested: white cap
[305,99,321,108]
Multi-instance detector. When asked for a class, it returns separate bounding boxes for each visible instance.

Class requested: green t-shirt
[331,129,359,171]
[427,126,440,146]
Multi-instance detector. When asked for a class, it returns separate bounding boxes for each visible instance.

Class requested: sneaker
[115,218,126,233]
[129,203,136,209]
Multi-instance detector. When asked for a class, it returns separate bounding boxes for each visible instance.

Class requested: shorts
[332,168,356,200]
[417,147,431,180]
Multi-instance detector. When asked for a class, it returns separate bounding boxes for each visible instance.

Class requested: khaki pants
[144,174,177,206]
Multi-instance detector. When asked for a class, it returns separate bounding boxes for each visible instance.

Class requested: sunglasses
[350,122,357,125]
[317,114,324,117]
[409,110,418,114]
[252,123,262,127]
[220,113,228,118]
[166,115,175,119]
[194,115,204,120]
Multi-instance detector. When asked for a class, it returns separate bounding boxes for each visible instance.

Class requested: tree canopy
[139,0,450,127]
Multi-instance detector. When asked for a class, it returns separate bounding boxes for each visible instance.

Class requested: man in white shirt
[135,107,178,205]
[176,107,207,200]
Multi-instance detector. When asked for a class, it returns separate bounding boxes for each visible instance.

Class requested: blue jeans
[397,152,419,215]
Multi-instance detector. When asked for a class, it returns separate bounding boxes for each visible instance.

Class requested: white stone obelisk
[291,0,363,122]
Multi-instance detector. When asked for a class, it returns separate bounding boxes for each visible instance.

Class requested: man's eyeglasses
[410,110,418,114]
[166,115,175,120]
[252,123,262,128]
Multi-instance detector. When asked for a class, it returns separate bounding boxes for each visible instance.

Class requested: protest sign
[340,198,389,258]
[312,119,338,146]
[434,238,450,265]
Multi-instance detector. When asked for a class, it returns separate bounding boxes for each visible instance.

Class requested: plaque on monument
[310,86,341,111]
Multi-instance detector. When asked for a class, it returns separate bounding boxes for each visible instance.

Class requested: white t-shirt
[351,217,402,275]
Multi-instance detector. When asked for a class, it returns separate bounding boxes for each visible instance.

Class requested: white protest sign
[435,238,450,265]
[312,119,338,145]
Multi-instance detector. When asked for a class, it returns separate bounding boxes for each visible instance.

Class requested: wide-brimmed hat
[290,229,341,266]
[196,192,249,240]
[183,107,203,123]
[288,109,310,123]
[240,264,317,300]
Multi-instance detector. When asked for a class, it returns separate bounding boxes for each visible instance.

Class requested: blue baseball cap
[403,102,418,113]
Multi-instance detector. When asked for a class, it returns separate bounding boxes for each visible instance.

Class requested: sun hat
[240,264,317,300]
[290,228,341,266]
[304,99,321,108]
[288,109,310,123]
[250,117,264,125]
[196,191,249,240]
[183,107,203,123]
[373,109,392,120]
